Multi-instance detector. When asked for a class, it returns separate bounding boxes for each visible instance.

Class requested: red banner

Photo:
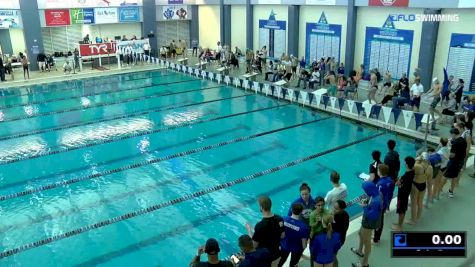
[45,9,71,26]
[368,0,409,7]
[79,42,117,57]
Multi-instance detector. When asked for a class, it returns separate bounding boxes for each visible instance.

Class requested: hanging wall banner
[79,42,117,56]
[0,10,21,28]
[368,0,409,7]
[306,0,336,4]
[162,5,188,20]
[45,9,71,26]
[259,10,286,58]
[71,8,95,24]
[305,12,341,64]
[168,0,183,4]
[0,0,19,9]
[364,16,414,80]
[119,6,139,22]
[446,33,475,92]
[94,7,118,24]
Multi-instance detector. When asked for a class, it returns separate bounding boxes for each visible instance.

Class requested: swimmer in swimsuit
[425,78,442,130]
[409,153,432,225]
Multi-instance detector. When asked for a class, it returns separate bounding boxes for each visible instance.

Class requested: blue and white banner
[364,16,414,80]
[119,7,140,22]
[446,33,475,92]
[0,10,21,28]
[305,12,341,64]
[117,39,149,54]
[259,10,286,58]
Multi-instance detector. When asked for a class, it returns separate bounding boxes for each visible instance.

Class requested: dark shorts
[413,182,427,191]
[444,161,461,178]
[432,166,440,178]
[431,96,441,109]
[397,197,409,214]
[411,97,421,108]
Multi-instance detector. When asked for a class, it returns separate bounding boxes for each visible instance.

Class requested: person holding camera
[189,238,233,267]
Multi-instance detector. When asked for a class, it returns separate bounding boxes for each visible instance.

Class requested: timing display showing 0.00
[392,231,466,257]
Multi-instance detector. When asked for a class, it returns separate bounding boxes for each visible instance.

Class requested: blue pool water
[0,69,418,266]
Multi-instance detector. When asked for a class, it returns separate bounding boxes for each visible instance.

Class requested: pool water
[0,69,418,266]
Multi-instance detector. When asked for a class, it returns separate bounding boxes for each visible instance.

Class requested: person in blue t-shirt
[236,234,272,267]
[310,214,342,267]
[373,164,395,244]
[287,183,316,225]
[278,203,309,267]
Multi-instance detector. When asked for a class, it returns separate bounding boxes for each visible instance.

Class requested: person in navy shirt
[310,214,342,267]
[373,164,395,244]
[237,234,272,267]
[278,203,309,267]
[337,63,345,76]
[287,183,316,225]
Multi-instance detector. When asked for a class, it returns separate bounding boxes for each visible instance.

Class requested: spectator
[37,52,47,72]
[265,61,276,81]
[337,63,345,76]
[344,75,357,99]
[392,156,415,231]
[442,93,458,117]
[245,196,285,267]
[373,164,394,245]
[392,73,410,109]
[380,84,398,106]
[408,152,432,225]
[299,57,306,70]
[351,182,382,267]
[332,200,349,267]
[63,57,72,74]
[4,57,13,80]
[311,214,341,267]
[83,34,90,44]
[368,69,378,104]
[309,68,321,89]
[279,203,309,267]
[21,54,29,79]
[170,40,177,58]
[189,238,233,267]
[0,55,4,81]
[324,71,337,96]
[73,48,80,70]
[309,197,330,238]
[384,140,400,184]
[237,235,272,267]
[121,35,128,41]
[337,76,347,98]
[287,183,316,225]
[192,39,199,56]
[95,36,102,43]
[324,171,348,209]
[434,137,450,199]
[440,128,467,198]
[454,79,464,110]
[296,69,310,88]
[143,42,151,58]
[410,78,424,112]
[369,150,382,183]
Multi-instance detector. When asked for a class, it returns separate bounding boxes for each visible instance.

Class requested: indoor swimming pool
[0,69,418,266]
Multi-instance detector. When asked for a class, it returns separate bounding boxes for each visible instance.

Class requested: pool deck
[2,57,474,267]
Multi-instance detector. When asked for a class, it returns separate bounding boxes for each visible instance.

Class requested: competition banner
[94,7,118,24]
[79,42,117,56]
[446,33,475,91]
[363,16,413,80]
[116,39,150,54]
[119,6,139,22]
[0,10,21,28]
[305,12,341,64]
[37,0,141,9]
[70,8,94,24]
[45,9,71,26]
[258,10,286,58]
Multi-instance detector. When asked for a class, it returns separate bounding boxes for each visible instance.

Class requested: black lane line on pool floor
[0,143,285,233]
[0,79,206,122]
[0,131,383,259]
[0,74,184,109]
[0,82,218,124]
[0,116,330,202]
[0,104,287,191]
[0,88,251,142]
[0,92,253,165]
[0,70,171,100]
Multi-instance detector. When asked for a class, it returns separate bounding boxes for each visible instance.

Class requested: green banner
[70,8,84,24]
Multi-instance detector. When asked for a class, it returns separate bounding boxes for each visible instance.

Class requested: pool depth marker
[0,131,384,259]
[0,116,330,201]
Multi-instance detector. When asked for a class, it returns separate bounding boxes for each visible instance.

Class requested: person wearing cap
[189,238,233,267]
[237,234,272,267]
[424,77,442,131]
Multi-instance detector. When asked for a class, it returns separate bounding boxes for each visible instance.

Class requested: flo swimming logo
[390,14,459,22]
